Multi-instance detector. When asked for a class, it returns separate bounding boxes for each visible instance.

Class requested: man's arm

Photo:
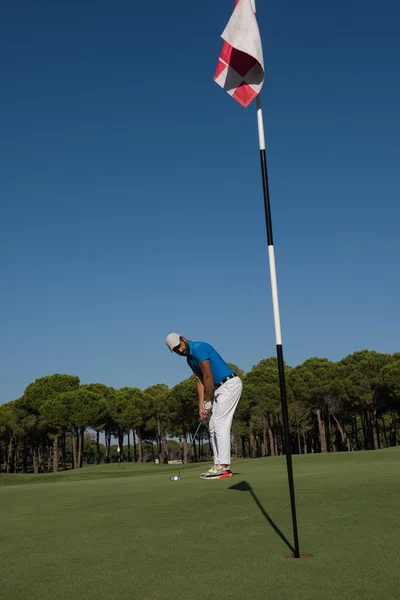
[194,374,207,420]
[195,374,205,404]
[198,360,214,416]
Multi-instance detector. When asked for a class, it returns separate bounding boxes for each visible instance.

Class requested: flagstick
[256,93,300,559]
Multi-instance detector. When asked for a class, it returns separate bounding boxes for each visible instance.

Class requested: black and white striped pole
[256,93,300,558]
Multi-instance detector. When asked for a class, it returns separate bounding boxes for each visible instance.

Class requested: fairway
[1,449,400,600]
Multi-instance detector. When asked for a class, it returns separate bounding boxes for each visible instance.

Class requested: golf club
[170,421,203,481]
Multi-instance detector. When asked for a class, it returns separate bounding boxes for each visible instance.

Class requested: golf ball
[170,476,180,481]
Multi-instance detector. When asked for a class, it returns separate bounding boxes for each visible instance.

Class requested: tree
[339,351,393,450]
[118,387,144,462]
[41,395,71,472]
[289,358,341,452]
[80,384,116,464]
[168,377,198,462]
[240,358,286,457]
[142,384,170,463]
[380,358,400,446]
[20,374,80,472]
[56,386,106,469]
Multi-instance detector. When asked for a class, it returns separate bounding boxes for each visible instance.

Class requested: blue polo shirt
[186,340,234,385]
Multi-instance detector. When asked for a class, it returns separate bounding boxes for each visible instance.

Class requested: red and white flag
[214,0,264,108]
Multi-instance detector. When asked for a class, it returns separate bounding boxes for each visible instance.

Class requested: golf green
[1,448,399,599]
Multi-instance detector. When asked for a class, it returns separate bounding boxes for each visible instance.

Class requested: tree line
[1,349,399,474]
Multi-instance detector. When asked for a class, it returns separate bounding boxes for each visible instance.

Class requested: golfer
[166,333,242,480]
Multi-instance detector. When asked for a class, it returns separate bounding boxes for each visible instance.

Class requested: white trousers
[209,376,243,466]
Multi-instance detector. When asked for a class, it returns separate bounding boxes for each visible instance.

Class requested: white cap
[166,333,181,352]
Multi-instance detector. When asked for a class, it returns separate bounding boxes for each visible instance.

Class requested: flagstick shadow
[229,480,295,555]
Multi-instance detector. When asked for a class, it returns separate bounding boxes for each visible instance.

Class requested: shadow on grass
[229,480,295,554]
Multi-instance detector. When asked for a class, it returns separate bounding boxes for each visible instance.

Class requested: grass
[1,448,400,599]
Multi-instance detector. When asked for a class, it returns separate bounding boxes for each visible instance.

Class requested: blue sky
[1,0,399,404]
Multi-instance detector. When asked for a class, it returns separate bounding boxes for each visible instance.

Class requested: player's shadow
[229,480,295,554]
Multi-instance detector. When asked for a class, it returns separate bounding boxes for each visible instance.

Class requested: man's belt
[215,373,237,389]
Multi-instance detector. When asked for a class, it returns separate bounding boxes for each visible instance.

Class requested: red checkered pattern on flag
[214,0,264,108]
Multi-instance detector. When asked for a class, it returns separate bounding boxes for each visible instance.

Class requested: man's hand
[199,407,209,421]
